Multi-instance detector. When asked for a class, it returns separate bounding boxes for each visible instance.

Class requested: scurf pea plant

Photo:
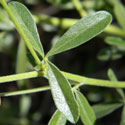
[0,0,125,124]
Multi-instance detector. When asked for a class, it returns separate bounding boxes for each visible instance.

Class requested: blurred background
[0,0,125,124]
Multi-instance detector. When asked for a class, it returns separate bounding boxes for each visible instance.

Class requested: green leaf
[75,90,96,125]
[0,7,14,30]
[108,68,124,99]
[114,1,125,30]
[46,61,79,123]
[93,103,122,119]
[47,11,112,57]
[105,36,125,51]
[16,39,27,74]
[16,39,27,88]
[19,95,31,117]
[120,106,125,125]
[48,110,67,125]
[8,2,44,57]
[16,39,31,118]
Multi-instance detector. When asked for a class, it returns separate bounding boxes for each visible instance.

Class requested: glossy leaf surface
[48,110,67,125]
[93,103,122,119]
[8,2,44,57]
[47,11,112,57]
[75,90,96,125]
[46,61,79,123]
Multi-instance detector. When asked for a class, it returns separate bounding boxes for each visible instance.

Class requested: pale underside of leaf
[8,2,44,57]
[46,61,79,123]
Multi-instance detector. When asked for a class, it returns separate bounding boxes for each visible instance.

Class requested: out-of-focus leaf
[114,1,125,30]
[19,95,31,117]
[0,32,6,39]
[108,68,124,99]
[97,47,122,61]
[83,0,104,10]
[75,90,96,125]
[16,39,27,87]
[47,11,112,57]
[105,36,125,51]
[8,2,44,57]
[87,92,102,102]
[47,0,73,9]
[41,24,57,32]
[25,0,40,5]
[120,106,125,125]
[0,33,14,52]
[0,7,14,30]
[106,0,118,6]
[0,21,14,30]
[16,39,27,74]
[93,103,122,119]
[48,110,67,125]
[16,39,31,118]
[46,61,79,123]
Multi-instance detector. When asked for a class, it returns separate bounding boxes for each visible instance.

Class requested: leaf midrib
[47,63,74,122]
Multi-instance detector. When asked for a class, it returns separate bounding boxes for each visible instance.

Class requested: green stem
[0,86,50,97]
[1,71,125,97]
[33,14,78,29]
[0,71,44,83]
[71,0,86,17]
[34,14,125,37]
[1,70,125,88]
[105,25,125,37]
[62,72,125,88]
[0,0,41,66]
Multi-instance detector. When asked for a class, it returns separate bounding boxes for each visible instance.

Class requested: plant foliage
[0,0,125,124]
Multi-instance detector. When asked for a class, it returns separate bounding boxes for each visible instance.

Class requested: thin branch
[0,86,50,97]
[0,71,44,83]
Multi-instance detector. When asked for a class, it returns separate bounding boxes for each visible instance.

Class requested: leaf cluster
[0,0,125,125]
